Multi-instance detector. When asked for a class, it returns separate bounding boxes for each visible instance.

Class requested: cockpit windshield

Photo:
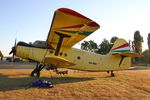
[32,40,47,48]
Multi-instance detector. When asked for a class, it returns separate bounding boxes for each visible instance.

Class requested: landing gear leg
[110,71,115,77]
[31,63,45,77]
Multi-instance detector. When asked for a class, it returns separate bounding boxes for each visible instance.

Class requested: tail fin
[110,38,130,53]
[109,38,142,57]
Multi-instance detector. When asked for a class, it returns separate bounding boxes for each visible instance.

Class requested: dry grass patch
[0,69,150,100]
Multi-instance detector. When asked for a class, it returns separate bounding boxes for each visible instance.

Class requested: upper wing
[47,8,100,49]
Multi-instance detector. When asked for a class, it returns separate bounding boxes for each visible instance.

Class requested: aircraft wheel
[31,70,40,77]
[111,72,115,77]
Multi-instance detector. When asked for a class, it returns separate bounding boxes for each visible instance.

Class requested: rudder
[110,38,130,53]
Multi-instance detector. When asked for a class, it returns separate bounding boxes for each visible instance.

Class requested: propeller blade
[9,38,17,62]
[9,50,13,55]
[9,47,15,55]
[15,38,17,46]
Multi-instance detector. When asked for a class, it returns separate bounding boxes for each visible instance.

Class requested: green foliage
[141,50,150,64]
[132,31,143,63]
[97,39,112,55]
[134,31,143,42]
[29,42,32,45]
[81,40,98,52]
[110,36,118,43]
[139,34,150,64]
[81,37,118,55]
[147,33,150,50]
[133,31,143,53]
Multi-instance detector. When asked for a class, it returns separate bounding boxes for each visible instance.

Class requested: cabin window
[38,41,42,44]
[77,56,80,60]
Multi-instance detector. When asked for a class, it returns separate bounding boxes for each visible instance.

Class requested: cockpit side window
[32,40,47,48]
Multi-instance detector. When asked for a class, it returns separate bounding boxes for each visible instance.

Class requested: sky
[0,0,150,56]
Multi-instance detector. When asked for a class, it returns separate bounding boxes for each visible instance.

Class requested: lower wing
[44,56,75,68]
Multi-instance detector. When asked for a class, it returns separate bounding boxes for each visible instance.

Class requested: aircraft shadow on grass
[0,73,94,91]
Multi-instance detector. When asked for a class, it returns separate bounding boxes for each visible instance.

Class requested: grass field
[0,63,150,100]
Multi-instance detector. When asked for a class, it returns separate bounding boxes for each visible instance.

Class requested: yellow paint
[47,8,100,49]
[44,56,75,67]
[13,8,140,72]
[15,38,132,72]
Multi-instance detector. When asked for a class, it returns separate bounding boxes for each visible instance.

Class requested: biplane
[9,8,142,77]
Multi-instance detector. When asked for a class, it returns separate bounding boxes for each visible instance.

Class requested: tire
[31,70,40,77]
[111,73,115,77]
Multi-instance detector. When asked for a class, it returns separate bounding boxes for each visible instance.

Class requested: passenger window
[77,56,80,60]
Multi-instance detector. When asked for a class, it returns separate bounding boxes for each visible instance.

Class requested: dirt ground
[0,61,150,100]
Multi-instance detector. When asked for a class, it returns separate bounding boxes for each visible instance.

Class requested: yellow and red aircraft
[9,8,141,77]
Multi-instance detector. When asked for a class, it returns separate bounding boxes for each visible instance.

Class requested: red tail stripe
[112,43,129,50]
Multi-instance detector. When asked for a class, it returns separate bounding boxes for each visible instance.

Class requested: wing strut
[119,56,126,67]
[55,32,71,56]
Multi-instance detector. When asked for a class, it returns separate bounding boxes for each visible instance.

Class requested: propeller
[9,38,17,62]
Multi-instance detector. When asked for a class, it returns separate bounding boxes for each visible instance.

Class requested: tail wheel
[110,71,115,77]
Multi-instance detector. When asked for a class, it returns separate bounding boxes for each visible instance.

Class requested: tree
[147,33,150,50]
[142,50,150,64]
[110,36,118,43]
[132,31,143,63]
[81,40,98,52]
[29,42,32,45]
[81,41,89,51]
[81,37,118,55]
[97,39,111,55]
[133,31,143,53]
[88,40,98,52]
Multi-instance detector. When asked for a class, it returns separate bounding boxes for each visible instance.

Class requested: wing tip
[87,21,100,28]
[57,8,92,21]
[57,8,100,28]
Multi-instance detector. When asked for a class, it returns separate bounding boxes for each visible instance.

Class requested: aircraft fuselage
[15,45,131,72]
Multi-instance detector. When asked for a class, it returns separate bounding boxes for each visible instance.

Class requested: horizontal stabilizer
[111,52,143,57]
[44,56,75,68]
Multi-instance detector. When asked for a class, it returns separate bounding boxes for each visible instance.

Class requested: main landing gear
[31,63,45,77]
[107,71,115,77]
